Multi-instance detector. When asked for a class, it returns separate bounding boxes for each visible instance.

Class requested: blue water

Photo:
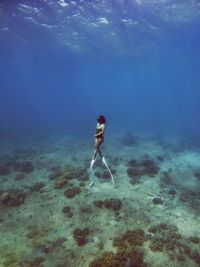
[0,0,200,138]
[1,2,200,266]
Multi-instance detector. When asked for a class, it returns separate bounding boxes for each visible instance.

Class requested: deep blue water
[0,0,200,139]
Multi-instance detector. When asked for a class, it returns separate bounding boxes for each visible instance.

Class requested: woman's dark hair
[97,115,106,124]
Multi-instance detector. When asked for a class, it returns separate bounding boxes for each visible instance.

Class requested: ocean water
[0,1,200,267]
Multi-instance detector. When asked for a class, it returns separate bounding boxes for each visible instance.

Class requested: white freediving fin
[90,159,96,171]
[102,157,115,184]
[89,159,96,186]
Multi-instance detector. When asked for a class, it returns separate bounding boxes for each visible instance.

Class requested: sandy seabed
[0,131,200,267]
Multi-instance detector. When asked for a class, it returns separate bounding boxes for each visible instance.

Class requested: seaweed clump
[89,229,146,267]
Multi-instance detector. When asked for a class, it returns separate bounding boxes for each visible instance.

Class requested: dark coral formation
[179,187,200,212]
[93,198,122,211]
[127,158,159,184]
[48,169,62,180]
[0,159,34,176]
[141,159,159,177]
[0,190,26,207]
[30,182,45,193]
[189,236,200,244]
[148,223,181,252]
[152,197,163,205]
[54,165,88,189]
[168,188,176,195]
[94,170,116,180]
[113,229,145,248]
[26,224,51,251]
[89,229,145,267]
[26,225,49,240]
[62,206,73,218]
[148,223,200,265]
[89,250,144,267]
[89,223,200,266]
[73,227,91,246]
[13,161,34,173]
[64,187,81,198]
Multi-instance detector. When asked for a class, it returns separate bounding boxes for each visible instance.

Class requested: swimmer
[89,115,114,186]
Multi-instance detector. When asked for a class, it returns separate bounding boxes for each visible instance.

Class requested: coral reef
[89,229,145,267]
[94,169,116,180]
[30,182,45,193]
[73,227,91,246]
[127,158,159,184]
[152,197,163,205]
[64,186,81,198]
[148,223,200,265]
[62,206,73,218]
[54,165,88,189]
[189,236,200,244]
[113,229,145,248]
[179,187,200,212]
[0,190,26,207]
[26,225,50,248]
[148,223,182,252]
[93,198,122,211]
[13,161,34,173]
[89,250,144,267]
[54,176,69,189]
[48,169,62,180]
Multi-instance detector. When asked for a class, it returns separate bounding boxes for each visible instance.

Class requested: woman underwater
[89,115,114,186]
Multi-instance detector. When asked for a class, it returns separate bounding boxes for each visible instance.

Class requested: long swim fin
[89,159,96,186]
[102,157,115,184]
[90,159,96,171]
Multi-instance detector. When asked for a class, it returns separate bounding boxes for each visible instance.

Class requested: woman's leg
[93,138,104,159]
